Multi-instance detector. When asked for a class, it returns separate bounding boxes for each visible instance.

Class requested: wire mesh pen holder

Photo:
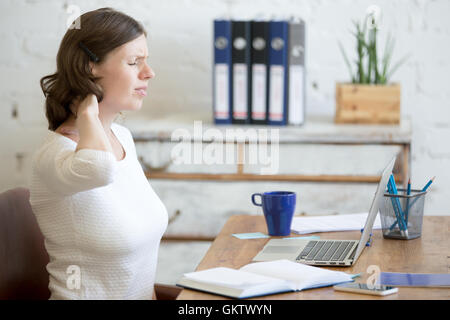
[379,188,427,240]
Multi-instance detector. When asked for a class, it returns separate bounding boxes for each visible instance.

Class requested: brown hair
[40,7,147,131]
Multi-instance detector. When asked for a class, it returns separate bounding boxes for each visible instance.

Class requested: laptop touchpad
[263,246,299,254]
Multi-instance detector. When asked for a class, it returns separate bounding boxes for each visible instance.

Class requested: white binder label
[214,64,229,119]
[252,64,267,120]
[288,65,305,125]
[269,65,284,121]
[233,63,248,119]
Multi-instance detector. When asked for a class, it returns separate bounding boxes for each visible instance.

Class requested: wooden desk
[177,215,450,300]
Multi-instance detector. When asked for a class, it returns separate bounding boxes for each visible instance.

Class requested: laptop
[252,156,396,267]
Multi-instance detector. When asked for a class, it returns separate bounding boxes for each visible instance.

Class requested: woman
[29,8,168,299]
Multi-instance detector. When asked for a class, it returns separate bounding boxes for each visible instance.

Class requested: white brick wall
[1,0,449,215]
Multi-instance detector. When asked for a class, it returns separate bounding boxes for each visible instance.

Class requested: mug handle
[251,193,263,207]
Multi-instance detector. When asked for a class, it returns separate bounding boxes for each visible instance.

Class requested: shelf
[145,172,404,184]
[128,113,411,185]
[124,114,412,145]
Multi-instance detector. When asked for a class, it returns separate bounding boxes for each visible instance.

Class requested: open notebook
[176,260,355,299]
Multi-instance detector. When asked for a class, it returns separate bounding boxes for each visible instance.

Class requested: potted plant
[336,10,410,124]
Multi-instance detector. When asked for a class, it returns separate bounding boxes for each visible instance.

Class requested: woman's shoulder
[34,130,76,156]
[48,130,78,149]
[40,130,77,150]
[53,117,79,143]
[31,130,77,173]
[54,125,79,144]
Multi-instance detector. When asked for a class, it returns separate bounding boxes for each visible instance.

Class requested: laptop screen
[353,156,396,262]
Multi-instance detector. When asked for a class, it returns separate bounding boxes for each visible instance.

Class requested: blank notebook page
[291,213,381,234]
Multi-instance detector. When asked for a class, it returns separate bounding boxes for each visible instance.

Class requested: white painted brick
[409,93,450,126]
[0,32,27,68]
[417,61,450,97]
[12,93,47,126]
[411,154,450,215]
[423,0,450,34]
[423,126,450,158]
[22,32,61,60]
[0,0,62,34]
[0,124,48,154]
[0,95,15,124]
[0,0,449,218]
[0,155,22,193]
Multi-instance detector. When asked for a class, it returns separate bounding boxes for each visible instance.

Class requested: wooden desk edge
[177,215,450,300]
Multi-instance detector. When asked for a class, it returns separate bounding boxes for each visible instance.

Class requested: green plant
[338,13,411,85]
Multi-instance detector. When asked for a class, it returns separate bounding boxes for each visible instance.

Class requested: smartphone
[333,283,398,296]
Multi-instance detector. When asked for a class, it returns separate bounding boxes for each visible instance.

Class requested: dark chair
[0,188,50,299]
[0,187,180,300]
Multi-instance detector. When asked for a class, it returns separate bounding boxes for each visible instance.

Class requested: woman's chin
[124,100,144,112]
[133,101,144,111]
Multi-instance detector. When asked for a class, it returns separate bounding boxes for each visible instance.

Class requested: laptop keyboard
[296,241,354,262]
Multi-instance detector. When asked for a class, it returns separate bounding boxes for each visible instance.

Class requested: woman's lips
[135,88,147,96]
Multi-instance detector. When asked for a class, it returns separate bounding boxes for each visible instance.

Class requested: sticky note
[232,232,270,239]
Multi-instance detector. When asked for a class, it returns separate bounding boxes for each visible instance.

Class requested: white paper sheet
[291,213,381,234]
[183,267,280,288]
[240,259,353,291]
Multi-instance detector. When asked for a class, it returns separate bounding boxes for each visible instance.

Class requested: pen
[421,176,435,192]
[387,175,407,236]
[391,176,436,231]
[406,176,435,210]
[390,175,408,235]
[405,179,411,224]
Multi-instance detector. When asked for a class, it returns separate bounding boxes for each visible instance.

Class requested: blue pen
[406,176,435,210]
[405,179,411,224]
[387,175,407,233]
[387,176,399,231]
[387,175,407,235]
[422,176,435,192]
[390,176,435,231]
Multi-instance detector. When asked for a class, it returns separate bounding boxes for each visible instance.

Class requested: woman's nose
[141,63,155,80]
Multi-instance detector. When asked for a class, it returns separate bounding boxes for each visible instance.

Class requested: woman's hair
[40,7,147,131]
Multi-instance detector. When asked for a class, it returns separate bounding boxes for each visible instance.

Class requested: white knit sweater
[29,123,168,300]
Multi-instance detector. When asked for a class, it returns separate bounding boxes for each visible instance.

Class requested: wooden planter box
[335,83,400,124]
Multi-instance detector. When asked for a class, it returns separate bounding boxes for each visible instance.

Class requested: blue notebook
[379,272,450,287]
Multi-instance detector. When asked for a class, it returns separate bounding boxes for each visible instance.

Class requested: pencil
[405,178,411,224]
[406,176,436,211]
[421,176,435,192]
[387,175,407,235]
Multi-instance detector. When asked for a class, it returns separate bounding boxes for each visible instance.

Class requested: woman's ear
[89,61,98,76]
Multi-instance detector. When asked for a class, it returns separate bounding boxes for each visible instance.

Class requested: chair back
[0,188,50,299]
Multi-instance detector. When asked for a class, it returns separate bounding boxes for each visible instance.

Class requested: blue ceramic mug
[251,191,296,236]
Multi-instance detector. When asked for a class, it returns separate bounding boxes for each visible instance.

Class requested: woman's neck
[60,111,118,137]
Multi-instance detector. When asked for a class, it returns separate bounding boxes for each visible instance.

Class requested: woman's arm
[74,94,113,153]
[34,94,118,197]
